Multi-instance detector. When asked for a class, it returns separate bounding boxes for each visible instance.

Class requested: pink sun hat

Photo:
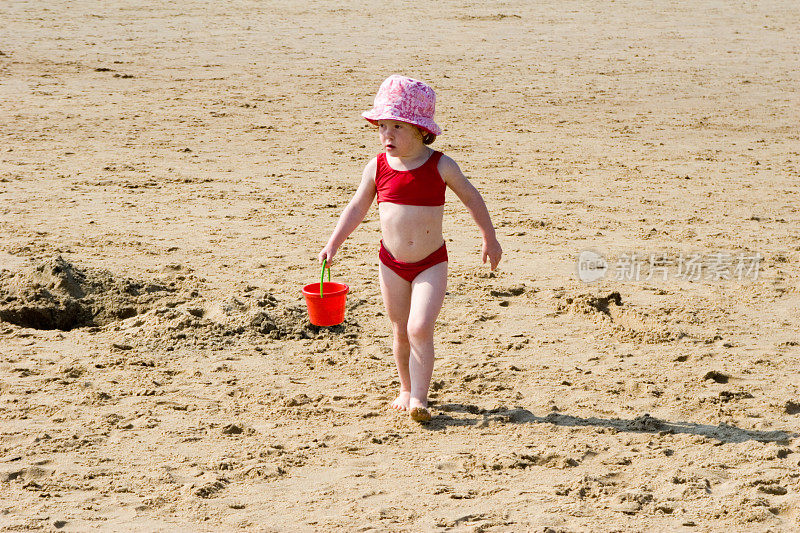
[361,75,442,136]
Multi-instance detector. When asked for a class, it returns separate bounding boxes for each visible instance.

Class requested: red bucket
[302,261,348,326]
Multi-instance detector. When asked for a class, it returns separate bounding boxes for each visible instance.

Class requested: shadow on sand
[426,403,796,444]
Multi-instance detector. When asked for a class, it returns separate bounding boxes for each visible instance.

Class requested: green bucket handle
[320,259,331,298]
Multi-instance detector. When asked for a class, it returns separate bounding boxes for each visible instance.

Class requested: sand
[1,0,800,531]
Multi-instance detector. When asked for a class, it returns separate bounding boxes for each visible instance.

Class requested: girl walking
[319,75,502,422]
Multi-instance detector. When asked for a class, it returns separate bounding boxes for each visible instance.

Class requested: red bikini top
[375,150,445,206]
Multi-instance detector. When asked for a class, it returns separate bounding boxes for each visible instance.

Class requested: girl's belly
[379,203,445,263]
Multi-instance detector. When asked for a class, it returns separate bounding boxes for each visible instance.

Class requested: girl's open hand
[482,237,502,271]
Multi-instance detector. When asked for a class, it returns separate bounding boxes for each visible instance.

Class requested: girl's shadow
[425,403,796,443]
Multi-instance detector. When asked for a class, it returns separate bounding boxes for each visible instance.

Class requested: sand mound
[249,302,360,340]
[556,291,687,343]
[0,256,171,330]
[107,287,363,355]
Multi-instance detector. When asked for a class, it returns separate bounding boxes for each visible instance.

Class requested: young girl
[318,75,502,422]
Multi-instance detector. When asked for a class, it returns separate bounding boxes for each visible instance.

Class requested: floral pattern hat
[361,75,442,136]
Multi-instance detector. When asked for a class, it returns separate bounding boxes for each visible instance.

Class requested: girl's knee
[406,320,434,342]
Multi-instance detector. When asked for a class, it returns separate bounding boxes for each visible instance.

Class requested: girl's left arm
[439,155,503,270]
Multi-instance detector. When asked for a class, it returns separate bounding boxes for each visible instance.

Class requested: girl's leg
[407,261,448,417]
[378,262,413,410]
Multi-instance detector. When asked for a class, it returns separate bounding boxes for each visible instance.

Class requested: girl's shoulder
[363,155,379,180]
[434,151,461,178]
[434,150,455,164]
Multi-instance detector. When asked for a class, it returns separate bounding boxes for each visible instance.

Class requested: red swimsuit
[375,151,448,282]
[375,150,445,206]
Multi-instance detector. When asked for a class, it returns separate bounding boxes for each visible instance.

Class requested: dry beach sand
[2,0,800,531]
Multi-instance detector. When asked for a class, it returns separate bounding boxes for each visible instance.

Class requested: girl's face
[377,120,425,157]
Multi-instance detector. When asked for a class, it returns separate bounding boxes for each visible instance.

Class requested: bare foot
[391,391,411,411]
[409,397,431,422]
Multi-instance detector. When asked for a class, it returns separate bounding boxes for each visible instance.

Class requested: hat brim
[362,111,442,137]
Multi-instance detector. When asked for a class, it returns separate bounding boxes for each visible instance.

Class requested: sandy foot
[409,397,431,422]
[409,407,431,423]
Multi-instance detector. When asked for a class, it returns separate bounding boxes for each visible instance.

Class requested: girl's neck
[387,144,431,167]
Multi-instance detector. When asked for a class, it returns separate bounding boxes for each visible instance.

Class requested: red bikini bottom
[379,240,448,283]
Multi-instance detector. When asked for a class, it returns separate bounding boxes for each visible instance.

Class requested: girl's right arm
[318,158,378,264]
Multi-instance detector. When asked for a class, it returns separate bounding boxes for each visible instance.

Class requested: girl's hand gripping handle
[318,245,337,266]
[319,259,331,298]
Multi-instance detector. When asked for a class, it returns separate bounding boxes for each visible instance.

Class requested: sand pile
[0,256,171,331]
[0,256,360,345]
